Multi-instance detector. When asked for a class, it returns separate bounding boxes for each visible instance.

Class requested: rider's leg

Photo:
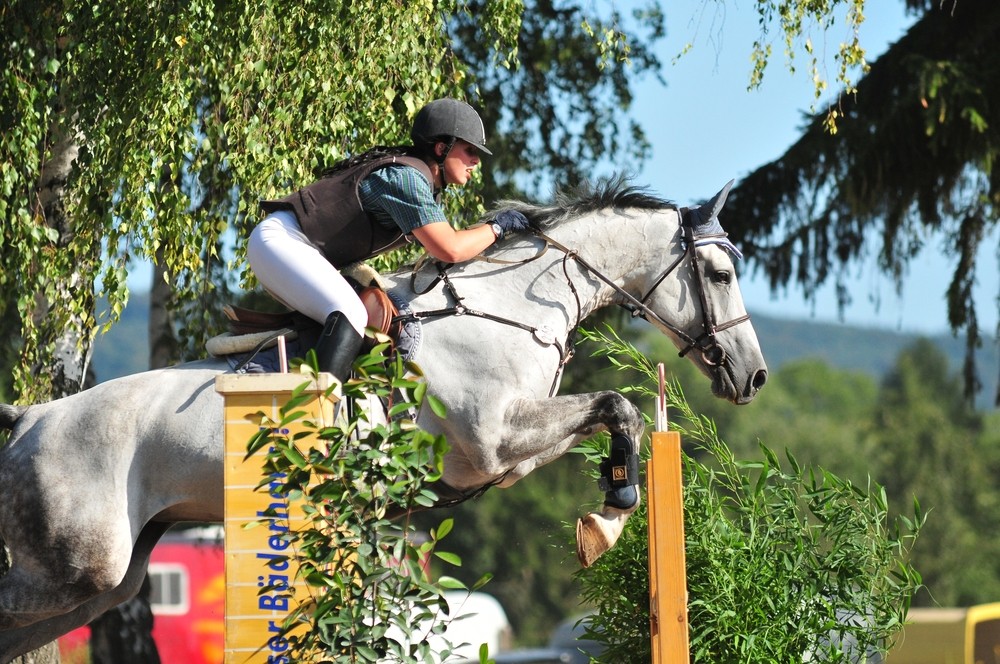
[247,211,368,334]
[315,310,365,382]
[248,211,368,379]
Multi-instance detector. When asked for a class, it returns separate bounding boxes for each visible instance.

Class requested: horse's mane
[492,174,674,227]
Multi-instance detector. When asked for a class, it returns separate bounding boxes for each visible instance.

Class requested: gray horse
[0,178,766,662]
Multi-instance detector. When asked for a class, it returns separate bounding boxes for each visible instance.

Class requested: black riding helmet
[411,98,492,172]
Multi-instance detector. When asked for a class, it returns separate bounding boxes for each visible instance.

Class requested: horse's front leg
[493,391,644,568]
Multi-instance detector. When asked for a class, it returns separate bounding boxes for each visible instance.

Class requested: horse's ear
[705,179,735,222]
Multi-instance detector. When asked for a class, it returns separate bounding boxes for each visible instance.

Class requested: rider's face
[436,139,481,186]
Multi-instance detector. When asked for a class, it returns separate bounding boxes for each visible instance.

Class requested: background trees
[724,0,1000,402]
[0,0,667,404]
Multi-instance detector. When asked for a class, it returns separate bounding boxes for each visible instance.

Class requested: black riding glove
[493,209,530,237]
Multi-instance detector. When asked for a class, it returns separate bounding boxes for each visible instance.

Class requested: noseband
[536,212,751,368]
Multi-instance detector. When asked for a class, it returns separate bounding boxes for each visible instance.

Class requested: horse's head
[483,176,766,404]
[635,181,767,404]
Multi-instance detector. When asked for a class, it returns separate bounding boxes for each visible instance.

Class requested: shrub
[246,342,489,663]
[575,327,923,663]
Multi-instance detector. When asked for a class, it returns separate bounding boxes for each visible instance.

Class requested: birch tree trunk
[149,250,178,370]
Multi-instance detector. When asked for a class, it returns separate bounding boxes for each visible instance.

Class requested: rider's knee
[338,298,369,336]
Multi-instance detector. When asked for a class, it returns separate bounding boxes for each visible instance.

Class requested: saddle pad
[206,329,298,357]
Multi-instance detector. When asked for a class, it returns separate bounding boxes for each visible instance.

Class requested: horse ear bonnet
[681,180,742,259]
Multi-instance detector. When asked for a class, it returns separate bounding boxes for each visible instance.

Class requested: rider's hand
[493,209,530,237]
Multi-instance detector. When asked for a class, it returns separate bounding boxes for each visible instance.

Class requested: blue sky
[633,0,999,336]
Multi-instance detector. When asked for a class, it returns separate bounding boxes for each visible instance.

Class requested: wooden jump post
[215,341,339,664]
[647,363,690,663]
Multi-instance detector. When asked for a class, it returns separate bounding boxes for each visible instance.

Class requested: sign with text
[216,373,338,664]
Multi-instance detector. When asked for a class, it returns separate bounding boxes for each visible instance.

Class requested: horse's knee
[0,534,133,632]
[593,391,644,439]
[35,532,131,603]
[63,542,132,600]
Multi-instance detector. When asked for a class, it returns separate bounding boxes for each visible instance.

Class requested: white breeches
[246,210,368,335]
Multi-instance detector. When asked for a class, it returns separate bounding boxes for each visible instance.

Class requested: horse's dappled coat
[0,178,766,663]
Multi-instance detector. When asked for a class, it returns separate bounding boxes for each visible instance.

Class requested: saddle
[207,282,400,359]
[220,287,399,338]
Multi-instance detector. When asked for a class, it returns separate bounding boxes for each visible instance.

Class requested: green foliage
[574,328,923,663]
[673,0,870,132]
[749,0,869,131]
[245,345,490,663]
[1,0,673,401]
[867,339,1000,607]
[455,1,666,199]
[725,0,1000,401]
[0,0,522,400]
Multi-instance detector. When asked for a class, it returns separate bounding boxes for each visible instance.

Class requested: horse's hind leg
[0,495,137,631]
[0,522,168,664]
[484,390,645,567]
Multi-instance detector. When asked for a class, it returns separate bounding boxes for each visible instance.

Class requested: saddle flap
[359,287,399,337]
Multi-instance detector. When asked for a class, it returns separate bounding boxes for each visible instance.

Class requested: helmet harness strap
[435,136,457,189]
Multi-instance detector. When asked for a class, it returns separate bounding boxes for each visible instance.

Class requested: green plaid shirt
[359,165,446,235]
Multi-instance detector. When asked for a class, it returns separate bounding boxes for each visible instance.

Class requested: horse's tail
[0,404,26,430]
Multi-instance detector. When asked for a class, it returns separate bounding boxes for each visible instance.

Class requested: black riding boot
[314,311,365,382]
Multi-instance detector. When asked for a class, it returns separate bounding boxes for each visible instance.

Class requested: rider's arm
[411,221,496,263]
[361,165,496,262]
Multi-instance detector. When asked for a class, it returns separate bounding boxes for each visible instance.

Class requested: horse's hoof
[576,514,611,568]
[576,504,634,567]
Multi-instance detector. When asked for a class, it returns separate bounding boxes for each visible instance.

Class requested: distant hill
[92,292,999,409]
[749,314,998,408]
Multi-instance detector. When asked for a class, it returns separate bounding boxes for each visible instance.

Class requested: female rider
[247,98,529,380]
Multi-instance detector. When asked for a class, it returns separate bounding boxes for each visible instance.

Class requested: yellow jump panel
[647,430,690,663]
[216,373,338,664]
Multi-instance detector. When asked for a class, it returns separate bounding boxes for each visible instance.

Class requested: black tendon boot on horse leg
[600,433,640,509]
[576,433,641,568]
[315,311,365,383]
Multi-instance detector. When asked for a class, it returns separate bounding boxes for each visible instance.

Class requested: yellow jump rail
[647,363,690,663]
[216,367,338,664]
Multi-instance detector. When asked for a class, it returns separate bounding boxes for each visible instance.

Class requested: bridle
[533,212,751,368]
[402,208,752,390]
[638,220,752,366]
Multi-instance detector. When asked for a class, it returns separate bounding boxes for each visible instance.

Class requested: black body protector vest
[259,155,436,268]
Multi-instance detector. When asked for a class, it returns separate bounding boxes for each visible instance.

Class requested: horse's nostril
[752,369,768,390]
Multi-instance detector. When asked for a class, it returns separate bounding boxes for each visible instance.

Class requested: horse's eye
[712,270,731,285]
